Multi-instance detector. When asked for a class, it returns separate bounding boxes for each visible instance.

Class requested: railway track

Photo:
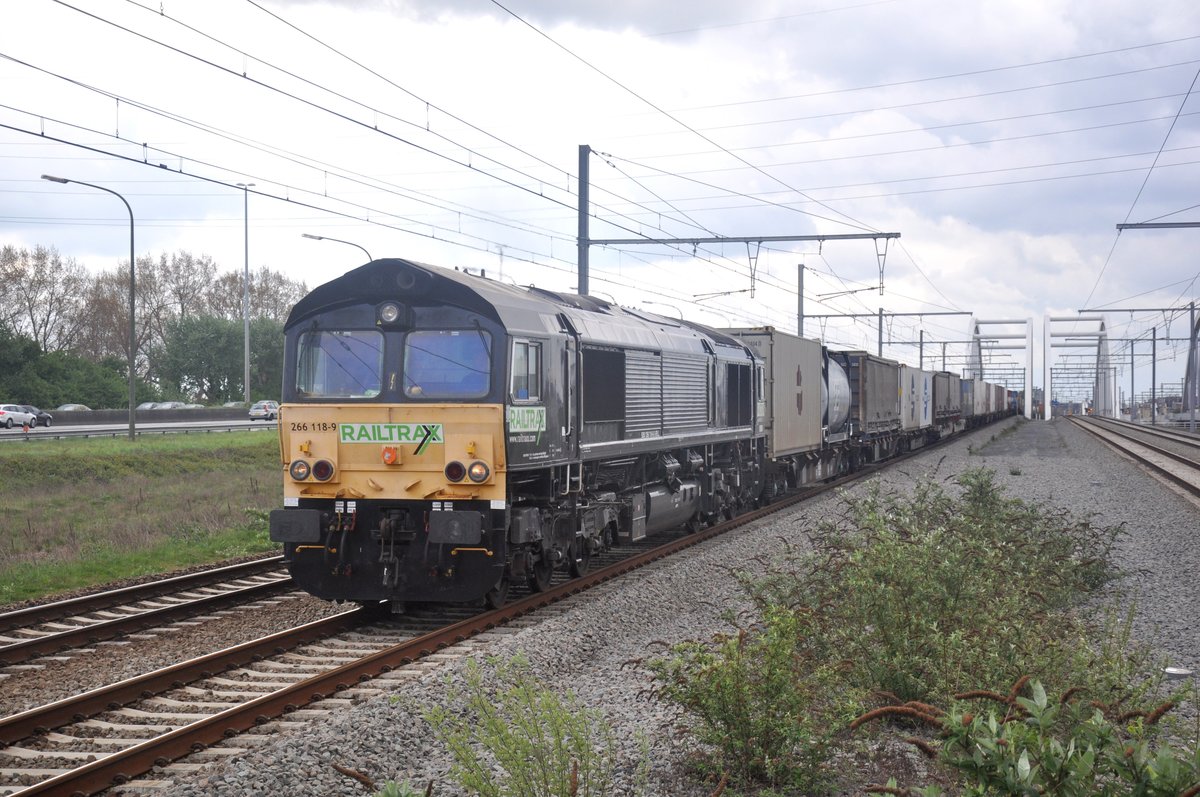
[0,422,1012,795]
[0,558,291,668]
[0,491,827,795]
[1071,415,1200,499]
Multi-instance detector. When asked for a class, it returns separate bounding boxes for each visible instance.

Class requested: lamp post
[42,174,137,441]
[301,233,373,262]
[639,301,683,320]
[237,183,254,405]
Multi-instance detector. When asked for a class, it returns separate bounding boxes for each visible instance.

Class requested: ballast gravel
[97,417,1200,795]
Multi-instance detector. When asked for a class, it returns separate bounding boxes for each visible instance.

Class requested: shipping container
[899,365,932,431]
[725,327,825,457]
[961,378,976,418]
[831,351,901,436]
[973,378,988,417]
[933,371,961,420]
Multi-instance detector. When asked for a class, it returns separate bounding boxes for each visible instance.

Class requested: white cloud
[2,0,1198,403]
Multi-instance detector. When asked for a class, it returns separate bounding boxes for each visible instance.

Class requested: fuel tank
[644,480,703,535]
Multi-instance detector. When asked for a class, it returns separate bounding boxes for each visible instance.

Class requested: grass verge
[0,433,281,605]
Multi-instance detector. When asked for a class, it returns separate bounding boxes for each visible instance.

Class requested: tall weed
[426,654,639,797]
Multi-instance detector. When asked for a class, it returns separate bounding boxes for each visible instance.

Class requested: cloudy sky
[3,0,1198,406]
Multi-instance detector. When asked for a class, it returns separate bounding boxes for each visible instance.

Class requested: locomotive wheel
[485,574,510,608]
[529,556,553,592]
[568,541,590,578]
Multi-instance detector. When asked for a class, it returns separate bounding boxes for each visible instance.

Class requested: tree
[0,323,145,408]
[0,245,86,352]
[0,323,43,398]
[72,254,173,390]
[159,251,218,319]
[208,267,306,324]
[155,315,243,403]
[250,317,285,400]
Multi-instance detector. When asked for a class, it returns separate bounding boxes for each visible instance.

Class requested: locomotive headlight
[311,459,336,482]
[289,460,311,481]
[378,302,401,324]
[467,461,490,483]
[444,461,466,482]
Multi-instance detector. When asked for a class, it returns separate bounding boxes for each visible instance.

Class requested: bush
[745,470,1124,703]
[425,654,638,797]
[649,604,856,794]
[862,679,1199,797]
[649,468,1159,795]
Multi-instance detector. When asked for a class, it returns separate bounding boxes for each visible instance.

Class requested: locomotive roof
[288,258,754,360]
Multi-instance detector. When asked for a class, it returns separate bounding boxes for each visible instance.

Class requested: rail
[1070,416,1200,500]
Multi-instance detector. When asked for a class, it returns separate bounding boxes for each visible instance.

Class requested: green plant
[854,678,1198,796]
[744,471,1124,703]
[939,680,1197,796]
[649,604,855,794]
[374,782,428,797]
[425,654,631,797]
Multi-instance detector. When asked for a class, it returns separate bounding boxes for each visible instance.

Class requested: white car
[248,400,280,421]
[0,404,37,429]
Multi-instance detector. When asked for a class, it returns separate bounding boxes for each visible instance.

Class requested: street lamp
[42,174,137,442]
[639,301,683,320]
[237,183,254,405]
[301,233,373,262]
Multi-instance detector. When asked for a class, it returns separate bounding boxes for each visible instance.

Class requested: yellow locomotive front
[269,264,514,607]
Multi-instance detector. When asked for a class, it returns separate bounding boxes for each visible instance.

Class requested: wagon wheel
[484,573,510,609]
[568,539,590,578]
[528,555,553,592]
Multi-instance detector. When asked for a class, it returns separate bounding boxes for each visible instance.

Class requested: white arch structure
[1042,316,1116,419]
[966,318,1034,419]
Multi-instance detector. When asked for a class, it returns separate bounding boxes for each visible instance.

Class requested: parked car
[0,404,38,429]
[248,400,280,421]
[19,405,53,427]
[55,404,92,412]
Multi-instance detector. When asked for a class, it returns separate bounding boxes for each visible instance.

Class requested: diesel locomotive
[269,258,1011,609]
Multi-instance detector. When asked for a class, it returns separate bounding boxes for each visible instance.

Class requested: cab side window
[511,340,542,401]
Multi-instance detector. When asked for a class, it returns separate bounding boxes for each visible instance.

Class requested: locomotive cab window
[511,340,542,402]
[295,329,383,398]
[403,330,491,399]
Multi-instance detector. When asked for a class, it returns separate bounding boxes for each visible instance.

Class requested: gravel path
[98,416,1200,796]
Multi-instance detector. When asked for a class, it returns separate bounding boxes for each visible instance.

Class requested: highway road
[0,419,278,443]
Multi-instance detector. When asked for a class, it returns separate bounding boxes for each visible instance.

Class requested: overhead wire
[671,33,1200,109]
[487,0,880,238]
[43,1,791,295]
[14,2,1195,357]
[1079,64,1200,310]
